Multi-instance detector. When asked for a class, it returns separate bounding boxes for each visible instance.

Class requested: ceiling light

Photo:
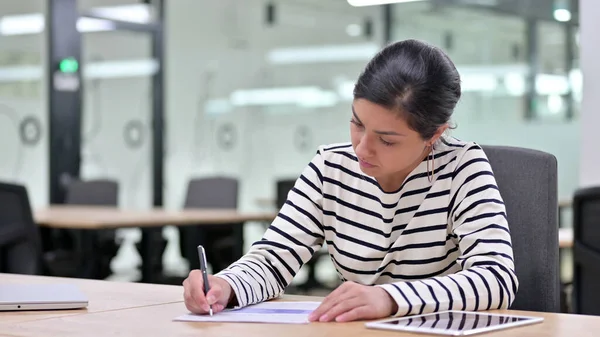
[0,14,115,35]
[460,0,498,5]
[553,9,571,22]
[536,74,570,95]
[547,94,564,114]
[0,66,42,82]
[87,4,152,24]
[503,73,525,96]
[460,74,498,92]
[230,86,325,106]
[0,14,43,35]
[267,43,379,64]
[347,0,427,6]
[0,4,149,36]
[84,59,159,79]
[77,17,116,33]
[0,59,158,82]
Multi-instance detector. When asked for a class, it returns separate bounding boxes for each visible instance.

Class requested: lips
[359,158,375,168]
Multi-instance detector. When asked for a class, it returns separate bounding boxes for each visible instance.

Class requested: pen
[197,245,213,316]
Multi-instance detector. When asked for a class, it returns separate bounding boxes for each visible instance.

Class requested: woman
[182,39,518,323]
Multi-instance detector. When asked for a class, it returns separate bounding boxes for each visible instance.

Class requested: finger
[309,294,341,321]
[184,287,203,313]
[309,287,347,321]
[183,279,204,313]
[335,305,370,322]
[318,296,362,322]
[309,284,354,321]
[188,271,210,312]
[212,303,225,313]
[205,282,222,305]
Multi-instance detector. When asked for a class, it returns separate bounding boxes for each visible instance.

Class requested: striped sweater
[216,135,518,316]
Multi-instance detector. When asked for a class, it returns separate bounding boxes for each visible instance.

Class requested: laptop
[0,283,89,311]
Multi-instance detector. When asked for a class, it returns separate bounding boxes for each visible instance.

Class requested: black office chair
[571,186,600,315]
[65,179,118,205]
[0,181,42,275]
[178,177,242,273]
[276,179,296,210]
[44,179,120,279]
[482,145,560,312]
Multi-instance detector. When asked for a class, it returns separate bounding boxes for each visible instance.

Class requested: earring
[427,143,436,183]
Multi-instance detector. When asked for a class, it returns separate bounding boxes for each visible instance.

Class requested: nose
[355,134,375,159]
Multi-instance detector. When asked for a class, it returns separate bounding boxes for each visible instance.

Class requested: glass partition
[165,0,384,283]
[0,0,47,207]
[80,30,154,210]
[390,2,579,202]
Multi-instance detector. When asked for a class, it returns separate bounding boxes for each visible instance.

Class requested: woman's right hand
[183,269,233,314]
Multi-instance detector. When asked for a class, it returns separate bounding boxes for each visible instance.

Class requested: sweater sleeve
[214,150,326,308]
[377,144,519,316]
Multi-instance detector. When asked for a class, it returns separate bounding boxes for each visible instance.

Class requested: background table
[33,205,277,282]
[34,205,277,229]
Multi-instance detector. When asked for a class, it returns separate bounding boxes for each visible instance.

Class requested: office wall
[580,0,600,188]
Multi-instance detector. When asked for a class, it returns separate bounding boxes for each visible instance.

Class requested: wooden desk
[35,205,277,229]
[9,304,600,337]
[0,273,182,325]
[2,276,600,337]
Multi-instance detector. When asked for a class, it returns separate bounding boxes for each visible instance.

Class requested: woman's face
[350,99,444,186]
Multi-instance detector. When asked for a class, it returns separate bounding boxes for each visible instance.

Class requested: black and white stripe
[216,136,518,317]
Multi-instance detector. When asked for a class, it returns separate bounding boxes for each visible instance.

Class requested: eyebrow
[351,105,406,137]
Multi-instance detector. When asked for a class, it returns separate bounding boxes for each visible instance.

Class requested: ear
[428,124,449,146]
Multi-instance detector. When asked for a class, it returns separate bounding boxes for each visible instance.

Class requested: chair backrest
[179,177,240,266]
[64,179,118,206]
[184,177,238,209]
[0,181,41,274]
[481,145,559,312]
[572,186,600,315]
[276,179,296,209]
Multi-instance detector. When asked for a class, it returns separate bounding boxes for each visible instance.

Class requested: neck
[377,174,407,193]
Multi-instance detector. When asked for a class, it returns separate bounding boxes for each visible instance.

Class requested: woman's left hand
[308,281,398,322]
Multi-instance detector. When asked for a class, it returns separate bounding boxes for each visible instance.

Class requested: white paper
[174,301,321,324]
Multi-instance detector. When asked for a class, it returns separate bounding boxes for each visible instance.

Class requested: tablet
[365,311,543,336]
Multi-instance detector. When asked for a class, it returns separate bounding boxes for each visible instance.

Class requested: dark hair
[353,39,461,140]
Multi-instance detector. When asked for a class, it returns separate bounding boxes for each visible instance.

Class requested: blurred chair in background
[178,177,242,273]
[276,179,296,211]
[571,186,600,315]
[44,179,120,279]
[65,179,119,206]
[0,181,42,275]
